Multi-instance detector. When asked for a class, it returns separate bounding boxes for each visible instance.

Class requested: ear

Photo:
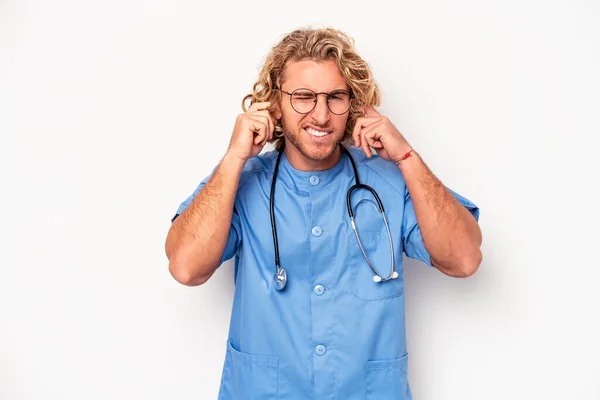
[273,106,282,120]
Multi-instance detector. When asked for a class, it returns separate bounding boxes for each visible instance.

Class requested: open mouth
[304,127,331,138]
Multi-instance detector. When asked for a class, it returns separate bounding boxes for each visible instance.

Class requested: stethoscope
[271,144,398,291]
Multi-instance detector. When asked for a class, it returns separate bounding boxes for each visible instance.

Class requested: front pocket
[347,231,404,301]
[219,341,279,400]
[365,354,411,400]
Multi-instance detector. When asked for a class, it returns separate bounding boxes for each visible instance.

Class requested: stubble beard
[280,117,344,163]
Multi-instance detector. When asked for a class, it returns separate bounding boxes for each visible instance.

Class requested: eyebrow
[285,87,350,92]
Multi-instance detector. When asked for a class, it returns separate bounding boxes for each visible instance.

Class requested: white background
[4,0,600,398]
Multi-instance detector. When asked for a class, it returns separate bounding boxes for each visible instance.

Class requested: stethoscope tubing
[271,144,397,290]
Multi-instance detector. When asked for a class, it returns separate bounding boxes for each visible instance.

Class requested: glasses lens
[291,90,317,113]
[327,91,351,115]
[290,89,352,114]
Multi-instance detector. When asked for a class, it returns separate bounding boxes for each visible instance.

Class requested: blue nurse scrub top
[172,146,480,400]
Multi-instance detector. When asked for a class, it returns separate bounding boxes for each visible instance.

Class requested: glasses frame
[276,87,355,115]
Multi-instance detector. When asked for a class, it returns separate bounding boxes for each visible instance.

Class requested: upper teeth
[306,127,329,137]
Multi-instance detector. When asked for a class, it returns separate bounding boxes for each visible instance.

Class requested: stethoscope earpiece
[270,144,397,291]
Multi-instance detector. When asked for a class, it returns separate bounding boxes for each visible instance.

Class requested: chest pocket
[346,198,404,301]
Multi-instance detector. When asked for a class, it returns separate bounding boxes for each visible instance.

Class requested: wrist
[222,151,248,169]
[395,149,416,166]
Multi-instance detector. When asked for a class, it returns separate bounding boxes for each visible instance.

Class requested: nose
[309,94,331,125]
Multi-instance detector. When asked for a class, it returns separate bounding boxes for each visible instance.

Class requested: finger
[246,110,275,142]
[363,131,383,154]
[352,117,379,147]
[246,117,268,145]
[361,136,372,158]
[364,131,382,150]
[364,105,382,117]
[361,119,384,140]
[250,113,274,142]
[250,110,275,138]
[247,101,272,113]
[359,129,373,158]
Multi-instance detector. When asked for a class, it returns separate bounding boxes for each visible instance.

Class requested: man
[165,27,481,400]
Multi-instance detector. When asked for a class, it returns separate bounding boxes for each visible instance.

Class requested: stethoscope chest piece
[270,144,398,291]
[273,267,287,291]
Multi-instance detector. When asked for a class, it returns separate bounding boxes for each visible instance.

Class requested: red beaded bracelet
[396,149,415,166]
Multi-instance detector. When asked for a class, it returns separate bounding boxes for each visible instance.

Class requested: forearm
[166,153,246,285]
[399,153,482,277]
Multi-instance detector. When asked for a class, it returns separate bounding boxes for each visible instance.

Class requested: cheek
[334,115,349,132]
[283,113,305,129]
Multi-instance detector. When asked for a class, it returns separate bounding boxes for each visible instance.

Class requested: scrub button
[314,285,325,296]
[311,226,323,237]
[315,345,327,356]
[309,176,320,186]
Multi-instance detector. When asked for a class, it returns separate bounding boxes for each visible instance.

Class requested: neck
[283,140,342,172]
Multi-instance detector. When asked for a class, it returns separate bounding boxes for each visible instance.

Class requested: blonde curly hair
[242,27,381,150]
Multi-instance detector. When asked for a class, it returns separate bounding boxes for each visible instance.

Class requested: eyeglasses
[276,88,354,115]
